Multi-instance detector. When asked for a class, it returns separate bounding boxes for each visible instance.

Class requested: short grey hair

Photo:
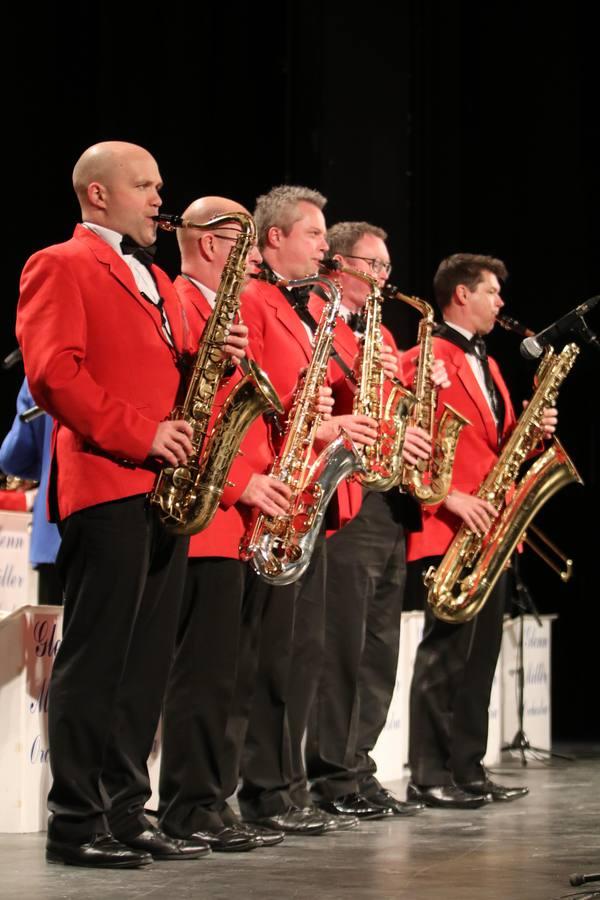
[327,221,388,256]
[254,185,327,250]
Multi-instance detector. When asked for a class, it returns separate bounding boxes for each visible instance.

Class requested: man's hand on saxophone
[521,401,558,439]
[315,414,378,448]
[379,344,399,380]
[239,474,292,517]
[315,385,335,420]
[431,357,451,388]
[401,426,432,466]
[221,320,249,366]
[443,490,498,535]
[150,420,194,467]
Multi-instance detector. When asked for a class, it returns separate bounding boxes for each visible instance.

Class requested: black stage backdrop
[2,3,598,742]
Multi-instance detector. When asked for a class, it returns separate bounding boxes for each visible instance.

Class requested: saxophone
[425,342,582,623]
[240,275,364,585]
[149,212,283,535]
[389,288,470,504]
[331,263,416,491]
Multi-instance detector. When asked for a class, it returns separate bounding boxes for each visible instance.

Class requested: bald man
[157,196,292,851]
[17,142,210,868]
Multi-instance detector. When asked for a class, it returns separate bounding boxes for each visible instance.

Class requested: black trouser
[238,532,327,818]
[408,555,507,786]
[306,491,407,800]
[36,563,63,606]
[47,495,188,842]
[159,557,263,836]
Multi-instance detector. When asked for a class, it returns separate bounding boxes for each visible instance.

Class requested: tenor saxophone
[425,343,582,623]
[240,275,364,585]
[328,263,415,491]
[149,212,283,535]
[389,288,470,504]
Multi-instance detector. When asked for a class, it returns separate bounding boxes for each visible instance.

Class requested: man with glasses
[157,195,294,852]
[306,221,444,819]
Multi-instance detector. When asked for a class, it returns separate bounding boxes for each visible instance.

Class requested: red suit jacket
[240,277,361,530]
[401,334,516,561]
[308,299,407,531]
[175,275,271,559]
[16,225,193,521]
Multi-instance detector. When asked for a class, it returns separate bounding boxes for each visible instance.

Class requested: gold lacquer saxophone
[149,212,283,535]
[388,287,471,504]
[425,342,582,623]
[240,275,365,584]
[329,263,416,491]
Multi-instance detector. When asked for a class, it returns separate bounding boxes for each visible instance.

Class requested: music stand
[501,554,574,765]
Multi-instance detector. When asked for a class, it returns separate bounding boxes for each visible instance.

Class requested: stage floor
[1,747,598,900]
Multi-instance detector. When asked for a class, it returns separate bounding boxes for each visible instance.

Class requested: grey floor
[1,750,599,900]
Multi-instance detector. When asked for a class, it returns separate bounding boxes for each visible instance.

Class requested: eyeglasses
[345,255,392,276]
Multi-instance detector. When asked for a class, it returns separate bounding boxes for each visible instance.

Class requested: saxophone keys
[172,467,192,488]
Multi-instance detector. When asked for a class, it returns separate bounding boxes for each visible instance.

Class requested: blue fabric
[0,378,60,565]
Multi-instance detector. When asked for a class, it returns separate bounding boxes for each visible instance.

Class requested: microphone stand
[501,554,575,765]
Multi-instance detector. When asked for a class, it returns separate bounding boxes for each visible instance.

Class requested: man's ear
[87,181,107,210]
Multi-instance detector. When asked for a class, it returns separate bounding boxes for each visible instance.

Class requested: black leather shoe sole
[46,840,152,869]
[318,801,389,821]
[124,828,210,860]
[186,829,256,853]
[240,823,285,846]
[459,784,529,803]
[407,784,487,810]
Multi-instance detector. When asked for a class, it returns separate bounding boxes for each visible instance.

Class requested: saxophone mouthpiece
[497,314,535,338]
[153,213,184,231]
[321,258,341,272]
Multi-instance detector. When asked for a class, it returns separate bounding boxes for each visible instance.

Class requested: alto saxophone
[240,275,364,585]
[389,288,470,504]
[425,342,582,623]
[330,263,416,491]
[149,212,283,535]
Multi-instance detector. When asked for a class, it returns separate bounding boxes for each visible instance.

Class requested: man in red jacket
[157,195,292,852]
[237,186,379,835]
[306,221,433,820]
[16,142,213,867]
[404,253,556,808]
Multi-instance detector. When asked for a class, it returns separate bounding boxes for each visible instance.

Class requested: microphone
[569,872,600,886]
[2,347,22,370]
[520,295,600,359]
[19,405,45,424]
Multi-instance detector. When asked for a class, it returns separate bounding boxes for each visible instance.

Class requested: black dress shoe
[317,792,391,820]
[246,805,326,835]
[407,782,488,809]
[298,805,359,832]
[219,807,285,847]
[457,778,529,802]
[124,826,210,859]
[238,822,285,846]
[46,832,153,868]
[186,826,257,852]
[365,787,426,816]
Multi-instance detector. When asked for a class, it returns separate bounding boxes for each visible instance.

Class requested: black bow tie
[347,312,366,335]
[120,235,157,269]
[288,285,311,310]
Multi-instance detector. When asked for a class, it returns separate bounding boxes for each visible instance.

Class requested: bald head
[178,196,260,289]
[73,142,155,203]
[72,141,163,246]
[177,196,249,250]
